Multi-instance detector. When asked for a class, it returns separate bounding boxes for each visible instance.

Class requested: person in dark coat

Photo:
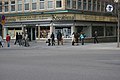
[51,32,55,46]
[14,32,19,45]
[93,31,98,43]
[57,31,62,45]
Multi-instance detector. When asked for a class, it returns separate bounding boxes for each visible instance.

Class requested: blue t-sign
[106,4,113,12]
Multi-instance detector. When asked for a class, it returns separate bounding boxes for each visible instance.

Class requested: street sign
[1,15,5,25]
[106,4,113,12]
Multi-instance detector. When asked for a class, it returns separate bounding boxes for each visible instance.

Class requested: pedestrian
[72,32,75,46]
[74,32,79,46]
[80,32,85,45]
[18,32,22,46]
[0,35,3,48]
[14,32,19,45]
[51,32,55,46]
[46,32,51,46]
[24,32,30,47]
[6,34,11,47]
[93,31,98,43]
[57,31,62,45]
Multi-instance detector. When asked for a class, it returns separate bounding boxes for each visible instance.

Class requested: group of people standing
[14,32,30,47]
[46,31,63,46]
[0,33,11,48]
[72,31,98,46]
[46,31,99,46]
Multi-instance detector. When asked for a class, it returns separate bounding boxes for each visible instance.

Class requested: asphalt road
[0,43,120,80]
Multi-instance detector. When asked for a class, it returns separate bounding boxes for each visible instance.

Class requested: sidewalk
[1,40,120,50]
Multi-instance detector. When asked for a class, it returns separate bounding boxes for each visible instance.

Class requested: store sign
[52,14,75,20]
[5,14,117,22]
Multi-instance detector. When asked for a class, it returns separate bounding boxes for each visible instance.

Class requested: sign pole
[117,0,120,47]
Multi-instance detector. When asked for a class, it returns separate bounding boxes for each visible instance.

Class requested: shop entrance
[26,27,36,41]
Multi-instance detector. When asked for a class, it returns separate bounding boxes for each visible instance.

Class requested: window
[72,0,76,9]
[101,2,105,12]
[0,2,2,12]
[97,1,101,12]
[93,0,97,11]
[48,0,53,9]
[11,0,15,11]
[66,0,71,9]
[88,0,92,11]
[92,26,104,37]
[40,0,44,9]
[24,0,30,11]
[78,0,82,10]
[56,0,62,8]
[4,2,9,12]
[83,0,87,10]
[32,0,37,10]
[106,26,115,36]
[18,0,22,11]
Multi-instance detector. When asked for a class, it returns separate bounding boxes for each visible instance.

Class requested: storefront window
[55,27,71,38]
[106,26,115,36]
[92,26,104,37]
[56,0,62,8]
[39,26,50,38]
[78,0,82,10]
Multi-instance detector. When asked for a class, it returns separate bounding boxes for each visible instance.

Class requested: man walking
[93,31,98,43]
[57,31,62,45]
[6,34,11,47]
[51,32,55,46]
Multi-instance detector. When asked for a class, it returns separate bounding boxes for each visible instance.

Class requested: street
[0,42,120,80]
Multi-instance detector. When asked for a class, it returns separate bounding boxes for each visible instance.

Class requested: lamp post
[117,0,120,47]
[115,0,120,47]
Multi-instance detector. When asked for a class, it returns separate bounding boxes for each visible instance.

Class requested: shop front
[3,13,117,42]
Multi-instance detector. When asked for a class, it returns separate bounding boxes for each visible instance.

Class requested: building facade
[0,0,118,42]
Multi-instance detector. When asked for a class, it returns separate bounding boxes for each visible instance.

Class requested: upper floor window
[78,0,82,10]
[101,2,105,12]
[4,1,9,12]
[56,0,62,8]
[97,1,101,12]
[66,0,72,9]
[24,0,30,11]
[0,2,2,12]
[32,0,37,10]
[72,0,76,9]
[18,0,22,11]
[88,0,92,11]
[11,0,15,12]
[48,0,53,9]
[93,0,97,11]
[40,0,44,9]
[83,0,87,10]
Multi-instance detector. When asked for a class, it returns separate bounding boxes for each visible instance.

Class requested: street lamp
[114,0,120,47]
